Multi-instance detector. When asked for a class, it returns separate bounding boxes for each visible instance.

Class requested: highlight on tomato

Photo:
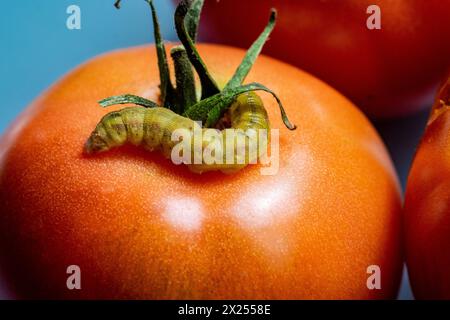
[198,0,450,118]
[0,0,402,299]
[404,75,450,299]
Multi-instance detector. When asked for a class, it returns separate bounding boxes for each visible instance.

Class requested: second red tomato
[198,0,450,118]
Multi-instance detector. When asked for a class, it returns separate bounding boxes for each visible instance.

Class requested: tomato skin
[0,45,402,299]
[198,0,450,118]
[404,78,450,299]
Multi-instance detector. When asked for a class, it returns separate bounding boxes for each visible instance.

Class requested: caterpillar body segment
[230,91,270,132]
[188,92,270,174]
[85,92,270,174]
[85,107,196,158]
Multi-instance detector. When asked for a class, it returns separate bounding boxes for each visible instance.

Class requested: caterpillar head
[85,132,109,155]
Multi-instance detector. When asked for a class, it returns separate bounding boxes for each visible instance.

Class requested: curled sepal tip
[99,94,160,108]
[208,83,296,130]
[184,83,296,130]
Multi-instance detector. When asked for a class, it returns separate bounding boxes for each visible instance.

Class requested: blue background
[1,0,430,300]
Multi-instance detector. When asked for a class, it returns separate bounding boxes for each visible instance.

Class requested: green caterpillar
[85,92,270,174]
[85,0,295,174]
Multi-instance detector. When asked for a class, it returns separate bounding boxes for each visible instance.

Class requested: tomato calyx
[104,0,296,130]
[427,76,450,126]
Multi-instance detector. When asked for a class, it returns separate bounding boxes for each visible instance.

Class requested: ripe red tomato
[404,76,450,299]
[0,44,402,299]
[198,0,450,118]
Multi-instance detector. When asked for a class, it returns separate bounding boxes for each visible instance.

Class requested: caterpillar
[85,92,270,174]
[85,0,295,174]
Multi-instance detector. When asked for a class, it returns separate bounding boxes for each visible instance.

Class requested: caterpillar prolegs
[85,92,271,174]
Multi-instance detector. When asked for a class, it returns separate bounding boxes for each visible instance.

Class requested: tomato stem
[171,45,198,113]
[175,0,221,100]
